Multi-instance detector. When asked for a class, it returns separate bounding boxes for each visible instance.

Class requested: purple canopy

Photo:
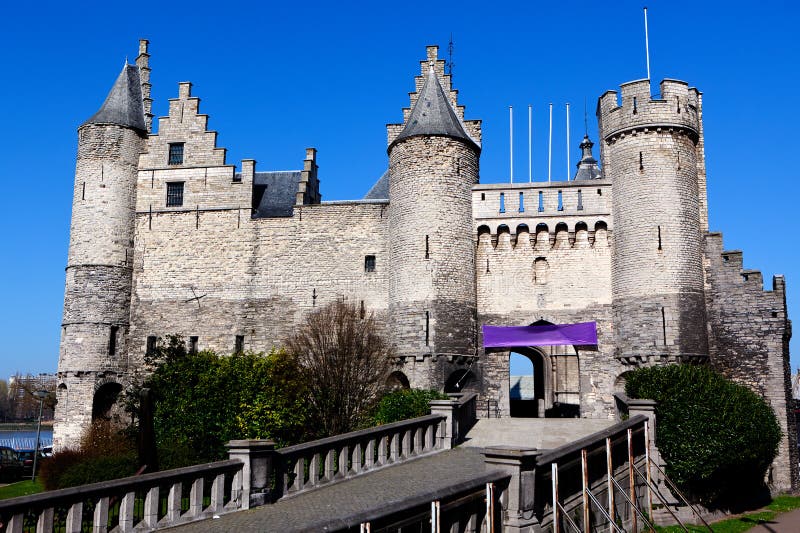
[482,322,598,348]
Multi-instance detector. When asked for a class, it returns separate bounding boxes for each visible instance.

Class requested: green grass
[655,494,800,533]
[0,480,45,500]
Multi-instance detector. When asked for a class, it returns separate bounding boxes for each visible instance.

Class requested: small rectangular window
[538,191,544,212]
[235,335,244,354]
[108,326,119,356]
[577,190,584,211]
[518,191,525,212]
[188,336,199,354]
[146,336,157,356]
[166,182,184,207]
[499,192,506,213]
[168,143,184,165]
[557,191,564,211]
[364,255,376,272]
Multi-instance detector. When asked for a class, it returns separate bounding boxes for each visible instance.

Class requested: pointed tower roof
[82,64,146,132]
[390,66,478,151]
[573,135,602,180]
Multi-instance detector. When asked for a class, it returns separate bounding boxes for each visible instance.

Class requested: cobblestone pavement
[169,447,501,532]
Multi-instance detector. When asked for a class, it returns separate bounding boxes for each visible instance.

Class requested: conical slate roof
[390,67,478,151]
[573,135,602,181]
[82,64,146,132]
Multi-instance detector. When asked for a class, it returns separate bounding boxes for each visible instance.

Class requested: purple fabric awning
[482,322,598,348]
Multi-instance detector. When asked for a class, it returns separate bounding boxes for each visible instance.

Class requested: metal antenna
[448,33,455,77]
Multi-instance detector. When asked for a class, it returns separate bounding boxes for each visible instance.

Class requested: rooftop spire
[573,134,602,180]
[390,65,478,151]
[81,63,146,132]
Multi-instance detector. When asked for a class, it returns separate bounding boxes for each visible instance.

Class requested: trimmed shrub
[625,364,781,507]
[372,389,449,425]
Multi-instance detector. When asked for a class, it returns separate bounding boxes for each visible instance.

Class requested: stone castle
[54,40,798,491]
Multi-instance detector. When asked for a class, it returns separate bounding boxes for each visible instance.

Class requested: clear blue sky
[1,1,798,379]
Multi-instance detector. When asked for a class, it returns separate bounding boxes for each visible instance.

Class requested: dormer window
[168,143,184,166]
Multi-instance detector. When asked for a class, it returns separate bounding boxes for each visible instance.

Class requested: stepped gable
[250,171,303,218]
[390,65,478,151]
[82,64,146,132]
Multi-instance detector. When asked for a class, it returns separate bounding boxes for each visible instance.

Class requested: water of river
[0,429,53,450]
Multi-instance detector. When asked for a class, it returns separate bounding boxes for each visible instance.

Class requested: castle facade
[54,41,798,491]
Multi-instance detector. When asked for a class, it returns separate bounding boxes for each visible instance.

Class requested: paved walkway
[462,417,615,449]
[169,447,503,532]
[749,508,800,532]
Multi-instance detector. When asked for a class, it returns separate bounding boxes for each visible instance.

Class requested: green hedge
[625,364,781,507]
[372,389,449,425]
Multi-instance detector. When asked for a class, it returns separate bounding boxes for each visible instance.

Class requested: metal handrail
[631,462,689,532]
[647,459,713,531]
[609,475,657,532]
[585,488,626,533]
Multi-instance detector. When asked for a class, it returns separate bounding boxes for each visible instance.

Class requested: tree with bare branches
[286,299,393,437]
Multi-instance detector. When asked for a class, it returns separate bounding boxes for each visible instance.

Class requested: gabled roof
[390,67,478,151]
[82,64,146,132]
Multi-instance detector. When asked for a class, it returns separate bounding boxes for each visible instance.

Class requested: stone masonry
[54,41,798,492]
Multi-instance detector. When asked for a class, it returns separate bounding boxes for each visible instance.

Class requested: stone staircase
[461,417,615,449]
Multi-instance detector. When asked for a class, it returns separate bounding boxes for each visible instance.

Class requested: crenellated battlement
[597,78,701,143]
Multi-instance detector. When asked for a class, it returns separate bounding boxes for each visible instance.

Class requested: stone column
[429,399,457,449]
[483,447,542,532]
[226,440,276,508]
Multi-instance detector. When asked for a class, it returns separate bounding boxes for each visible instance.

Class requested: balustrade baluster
[325,449,335,481]
[309,451,320,486]
[211,473,225,512]
[36,507,54,533]
[66,501,83,532]
[414,426,423,455]
[365,438,375,469]
[118,491,135,532]
[378,435,388,465]
[402,429,412,458]
[338,445,349,478]
[7,513,23,533]
[93,496,109,533]
[168,481,182,522]
[425,423,435,451]
[352,442,363,474]
[231,469,243,507]
[189,478,204,517]
[390,432,399,462]
[143,487,159,528]
[294,456,305,491]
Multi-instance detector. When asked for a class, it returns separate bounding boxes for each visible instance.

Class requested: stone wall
[704,232,799,492]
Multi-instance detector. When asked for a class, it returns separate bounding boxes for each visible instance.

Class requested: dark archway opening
[445,369,478,394]
[509,348,545,417]
[92,382,122,421]
[386,371,410,391]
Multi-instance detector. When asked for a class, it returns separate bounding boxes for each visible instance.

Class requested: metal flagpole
[548,103,553,183]
[509,106,514,184]
[644,6,651,80]
[528,104,532,182]
[566,103,571,181]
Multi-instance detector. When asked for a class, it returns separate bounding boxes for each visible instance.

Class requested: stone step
[462,418,616,450]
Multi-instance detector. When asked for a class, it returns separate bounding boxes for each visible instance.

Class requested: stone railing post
[429,399,457,449]
[226,439,276,509]
[627,398,661,466]
[483,447,542,532]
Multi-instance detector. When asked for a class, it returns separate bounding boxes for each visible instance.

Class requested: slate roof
[82,64,146,132]
[249,171,302,218]
[573,135,603,181]
[363,170,389,200]
[390,67,479,151]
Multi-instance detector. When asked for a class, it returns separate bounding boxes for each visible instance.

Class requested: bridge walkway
[167,447,504,532]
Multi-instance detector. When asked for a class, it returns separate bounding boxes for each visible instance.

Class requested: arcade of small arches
[477,221,609,248]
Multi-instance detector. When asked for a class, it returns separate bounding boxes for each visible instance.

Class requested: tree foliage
[133,336,311,466]
[371,389,448,425]
[625,364,781,507]
[286,300,393,437]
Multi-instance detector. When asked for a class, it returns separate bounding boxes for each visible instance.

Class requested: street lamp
[31,390,48,483]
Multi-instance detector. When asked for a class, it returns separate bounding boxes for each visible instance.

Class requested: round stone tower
[387,47,481,388]
[54,57,149,450]
[597,78,708,363]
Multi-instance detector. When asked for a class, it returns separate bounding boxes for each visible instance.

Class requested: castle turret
[597,79,708,363]
[387,46,481,388]
[54,43,150,449]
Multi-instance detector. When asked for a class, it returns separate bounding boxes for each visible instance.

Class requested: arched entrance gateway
[484,320,596,418]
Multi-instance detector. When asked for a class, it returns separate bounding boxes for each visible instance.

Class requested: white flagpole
[644,7,651,80]
[566,102,571,181]
[548,103,553,183]
[528,104,532,183]
[509,106,514,184]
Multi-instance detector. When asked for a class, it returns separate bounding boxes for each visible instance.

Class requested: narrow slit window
[577,190,584,211]
[633,96,638,114]
[166,182,184,207]
[425,311,430,346]
[518,192,525,212]
[188,336,199,354]
[81,182,86,200]
[168,143,184,165]
[364,255,376,272]
[557,191,564,211]
[235,335,244,354]
[108,326,119,356]
[360,300,365,319]
[538,191,544,212]
[657,226,662,250]
[499,193,506,213]
[425,235,430,259]
[639,152,644,171]
[146,336,157,356]
[481,193,485,201]
[661,307,667,345]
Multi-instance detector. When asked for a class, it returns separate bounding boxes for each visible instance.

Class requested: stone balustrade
[0,460,244,533]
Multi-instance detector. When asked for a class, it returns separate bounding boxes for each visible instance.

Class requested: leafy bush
[57,454,139,489]
[625,364,781,507]
[372,389,449,425]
